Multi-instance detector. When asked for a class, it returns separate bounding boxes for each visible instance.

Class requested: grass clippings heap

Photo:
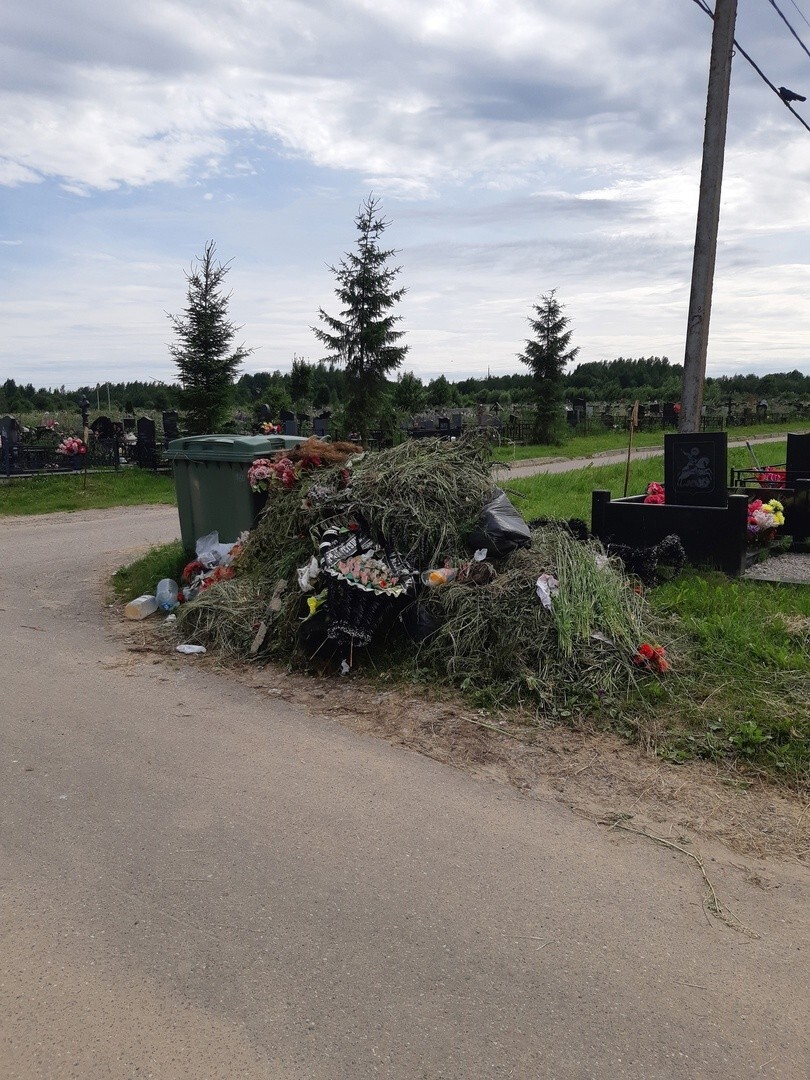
[419,527,657,714]
[308,436,496,568]
[174,435,667,717]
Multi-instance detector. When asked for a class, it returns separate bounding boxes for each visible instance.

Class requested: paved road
[1,506,808,1079]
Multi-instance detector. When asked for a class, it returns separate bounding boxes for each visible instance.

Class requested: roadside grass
[642,572,810,787]
[491,422,802,463]
[111,540,187,603]
[0,470,176,516]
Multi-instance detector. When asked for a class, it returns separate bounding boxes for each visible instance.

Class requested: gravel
[743,551,810,583]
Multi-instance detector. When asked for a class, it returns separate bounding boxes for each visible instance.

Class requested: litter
[176,644,206,655]
[535,573,560,610]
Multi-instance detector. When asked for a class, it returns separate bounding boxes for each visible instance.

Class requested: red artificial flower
[633,642,669,673]
[182,559,205,583]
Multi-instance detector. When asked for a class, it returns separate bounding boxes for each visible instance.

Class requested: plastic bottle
[124,594,159,620]
[155,578,179,611]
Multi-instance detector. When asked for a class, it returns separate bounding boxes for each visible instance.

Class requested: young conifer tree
[518,290,579,444]
[313,195,408,439]
[168,241,252,435]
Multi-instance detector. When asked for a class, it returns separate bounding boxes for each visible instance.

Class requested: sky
[2,0,810,391]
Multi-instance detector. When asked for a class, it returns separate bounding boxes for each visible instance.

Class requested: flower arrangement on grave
[56,436,87,456]
[260,421,282,434]
[643,482,665,504]
[747,498,785,544]
[755,469,786,488]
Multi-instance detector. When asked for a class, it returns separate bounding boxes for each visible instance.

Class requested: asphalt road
[1,505,808,1079]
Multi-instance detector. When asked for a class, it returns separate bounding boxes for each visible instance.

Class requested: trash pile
[169,436,671,714]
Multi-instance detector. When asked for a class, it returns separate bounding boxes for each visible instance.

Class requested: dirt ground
[120,615,810,870]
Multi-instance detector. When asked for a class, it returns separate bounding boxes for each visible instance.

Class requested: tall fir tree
[518,290,579,444]
[313,194,408,439]
[168,241,252,435]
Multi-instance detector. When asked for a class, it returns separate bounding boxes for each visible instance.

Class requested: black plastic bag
[466,488,531,559]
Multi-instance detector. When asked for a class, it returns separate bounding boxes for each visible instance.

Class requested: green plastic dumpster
[165,434,309,551]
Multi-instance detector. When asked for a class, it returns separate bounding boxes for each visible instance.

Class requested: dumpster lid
[164,434,310,462]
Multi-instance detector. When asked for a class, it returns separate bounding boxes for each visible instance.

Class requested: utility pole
[679,0,738,433]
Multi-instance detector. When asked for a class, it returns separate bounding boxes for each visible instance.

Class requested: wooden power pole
[679,0,738,433]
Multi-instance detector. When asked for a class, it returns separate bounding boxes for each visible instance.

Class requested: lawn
[0,469,176,516]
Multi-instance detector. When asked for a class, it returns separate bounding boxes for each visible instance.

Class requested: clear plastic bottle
[124,594,159,620]
[155,578,179,611]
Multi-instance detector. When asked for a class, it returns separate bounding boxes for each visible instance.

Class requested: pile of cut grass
[418,528,658,714]
[173,438,664,716]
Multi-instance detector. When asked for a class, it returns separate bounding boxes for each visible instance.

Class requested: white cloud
[1,0,809,386]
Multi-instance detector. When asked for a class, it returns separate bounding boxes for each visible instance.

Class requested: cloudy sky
[2,0,809,390]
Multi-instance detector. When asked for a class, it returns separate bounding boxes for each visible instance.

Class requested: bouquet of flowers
[56,436,86,456]
[643,482,665,504]
[247,456,298,492]
[747,498,785,543]
[755,469,786,488]
[260,421,282,434]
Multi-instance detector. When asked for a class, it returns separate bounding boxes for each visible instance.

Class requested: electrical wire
[689,0,810,133]
[766,0,810,64]
[788,0,810,32]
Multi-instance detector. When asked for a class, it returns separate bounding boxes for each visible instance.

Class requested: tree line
[4,194,809,431]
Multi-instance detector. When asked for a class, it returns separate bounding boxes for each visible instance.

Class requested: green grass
[0,470,176,516]
[645,572,810,785]
[111,540,187,603]
[490,421,804,463]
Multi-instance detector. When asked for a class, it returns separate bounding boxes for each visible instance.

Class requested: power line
[767,0,810,65]
[788,0,810,32]
[690,0,810,133]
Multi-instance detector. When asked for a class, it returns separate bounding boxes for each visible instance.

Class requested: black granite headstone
[91,415,114,439]
[664,432,728,507]
[786,432,810,484]
[162,410,179,442]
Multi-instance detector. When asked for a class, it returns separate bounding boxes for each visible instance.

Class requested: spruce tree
[168,241,252,435]
[518,290,579,444]
[313,195,408,439]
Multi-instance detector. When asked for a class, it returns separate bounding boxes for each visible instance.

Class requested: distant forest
[3,356,810,419]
